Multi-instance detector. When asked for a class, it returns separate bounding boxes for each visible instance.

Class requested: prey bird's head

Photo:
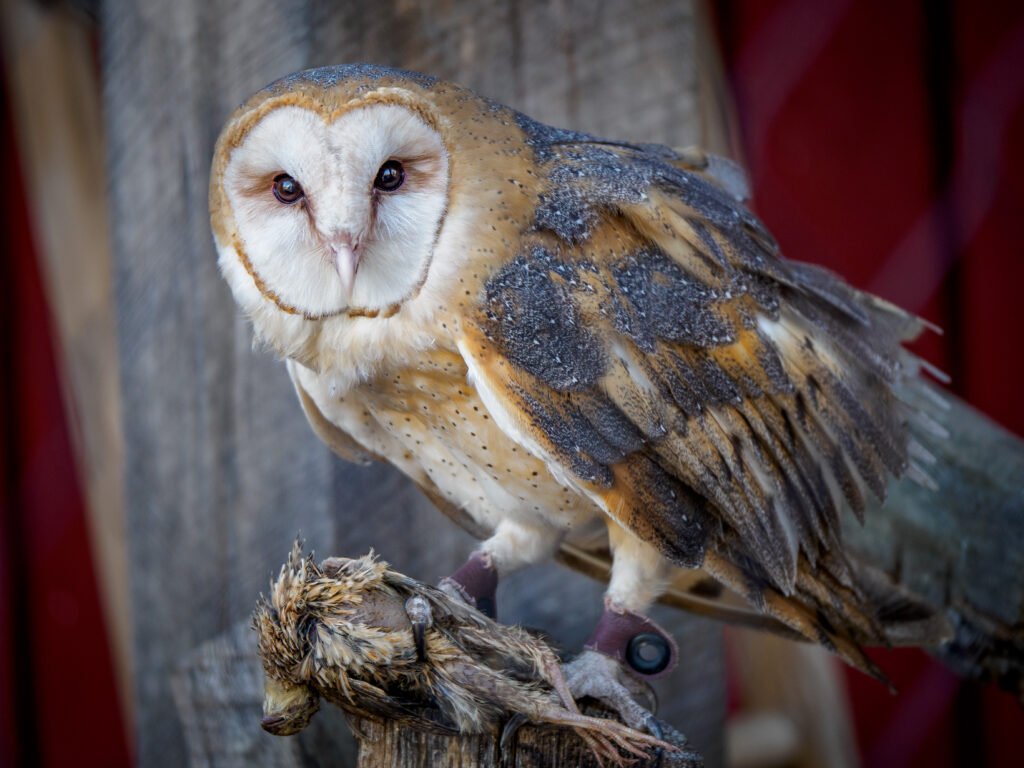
[253,543,417,733]
[258,676,319,736]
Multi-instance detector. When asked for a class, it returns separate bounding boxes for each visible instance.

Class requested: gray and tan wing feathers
[459,131,935,675]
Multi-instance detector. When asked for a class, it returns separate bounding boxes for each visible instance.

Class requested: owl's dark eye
[272,174,304,204]
[373,160,405,192]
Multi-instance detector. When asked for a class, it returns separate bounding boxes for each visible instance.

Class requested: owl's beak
[329,233,360,298]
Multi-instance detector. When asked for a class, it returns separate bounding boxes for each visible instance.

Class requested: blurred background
[1,1,1022,766]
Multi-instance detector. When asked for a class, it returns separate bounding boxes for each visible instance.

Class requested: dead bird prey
[253,544,678,765]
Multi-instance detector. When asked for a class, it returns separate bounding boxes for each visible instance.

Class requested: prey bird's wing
[457,132,933,675]
[340,678,461,734]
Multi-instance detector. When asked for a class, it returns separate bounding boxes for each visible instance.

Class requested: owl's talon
[564,649,658,734]
[499,712,529,751]
[437,576,472,605]
[644,714,663,741]
[644,715,666,768]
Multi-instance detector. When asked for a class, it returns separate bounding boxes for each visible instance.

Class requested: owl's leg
[439,518,562,619]
[564,525,678,733]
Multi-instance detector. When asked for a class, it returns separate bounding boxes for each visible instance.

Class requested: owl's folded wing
[457,139,934,676]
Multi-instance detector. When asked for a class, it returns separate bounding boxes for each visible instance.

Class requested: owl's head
[210,66,463,359]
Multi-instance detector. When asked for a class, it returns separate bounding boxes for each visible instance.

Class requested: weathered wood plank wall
[103,1,724,766]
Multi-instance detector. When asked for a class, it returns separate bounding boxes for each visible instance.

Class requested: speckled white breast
[289,350,605,539]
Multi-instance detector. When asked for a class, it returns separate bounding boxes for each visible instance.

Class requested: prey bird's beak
[329,232,360,298]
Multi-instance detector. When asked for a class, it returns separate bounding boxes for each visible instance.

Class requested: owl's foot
[403,595,432,661]
[563,649,660,733]
[554,648,704,766]
[437,550,498,618]
[532,703,675,766]
[500,655,672,766]
[564,605,678,732]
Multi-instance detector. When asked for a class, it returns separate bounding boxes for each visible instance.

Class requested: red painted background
[713,1,1024,766]
[0,74,131,766]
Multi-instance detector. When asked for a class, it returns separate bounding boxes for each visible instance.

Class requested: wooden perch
[345,705,701,768]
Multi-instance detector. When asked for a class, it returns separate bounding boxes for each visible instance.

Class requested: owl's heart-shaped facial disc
[217,95,449,319]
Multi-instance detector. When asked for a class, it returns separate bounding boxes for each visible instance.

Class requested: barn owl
[209,64,979,727]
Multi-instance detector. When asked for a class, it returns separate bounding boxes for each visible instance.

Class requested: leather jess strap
[446,553,678,680]
[584,606,679,679]
[445,551,499,619]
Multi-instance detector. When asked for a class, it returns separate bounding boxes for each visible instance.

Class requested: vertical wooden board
[104,1,721,765]
[170,622,357,768]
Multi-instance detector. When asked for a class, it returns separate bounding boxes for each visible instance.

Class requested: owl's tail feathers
[697,550,893,687]
[696,548,1023,699]
[852,563,952,647]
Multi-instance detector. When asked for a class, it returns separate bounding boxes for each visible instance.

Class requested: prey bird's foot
[564,649,659,734]
[561,651,705,766]
[438,551,498,618]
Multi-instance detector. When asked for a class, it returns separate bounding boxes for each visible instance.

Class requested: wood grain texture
[350,707,701,768]
[102,1,724,765]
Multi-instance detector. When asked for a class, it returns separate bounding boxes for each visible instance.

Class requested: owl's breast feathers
[452,118,936,677]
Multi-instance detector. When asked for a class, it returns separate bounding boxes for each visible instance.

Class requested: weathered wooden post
[343,707,701,767]
[104,1,725,765]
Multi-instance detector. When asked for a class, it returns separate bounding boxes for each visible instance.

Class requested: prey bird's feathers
[255,545,676,762]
